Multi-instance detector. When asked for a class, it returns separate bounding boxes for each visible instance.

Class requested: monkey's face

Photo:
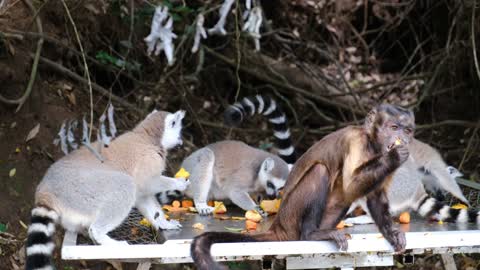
[378,118,414,152]
[368,104,415,152]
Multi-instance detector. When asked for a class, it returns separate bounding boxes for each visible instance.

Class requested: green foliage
[95,51,141,72]
[0,223,6,233]
[226,261,253,270]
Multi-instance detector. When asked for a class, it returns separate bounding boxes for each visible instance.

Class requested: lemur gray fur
[25,110,188,270]
[182,95,296,215]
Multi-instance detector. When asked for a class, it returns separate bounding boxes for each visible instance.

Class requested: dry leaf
[25,124,40,142]
[19,220,27,229]
[9,168,16,178]
[66,93,76,106]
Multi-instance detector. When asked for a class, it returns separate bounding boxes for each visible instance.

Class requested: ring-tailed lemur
[25,110,189,270]
[224,95,296,164]
[178,95,297,215]
[346,140,479,225]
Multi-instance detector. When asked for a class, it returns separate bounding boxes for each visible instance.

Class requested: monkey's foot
[329,231,349,251]
[386,229,406,252]
[156,219,182,230]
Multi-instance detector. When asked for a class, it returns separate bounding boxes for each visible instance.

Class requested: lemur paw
[157,219,182,230]
[197,206,215,215]
[175,178,190,191]
[255,206,268,217]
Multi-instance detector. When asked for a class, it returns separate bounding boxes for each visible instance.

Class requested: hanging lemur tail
[191,231,271,270]
[416,196,480,224]
[25,206,58,270]
[224,95,296,164]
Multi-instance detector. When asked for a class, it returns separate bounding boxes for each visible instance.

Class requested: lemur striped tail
[224,95,296,164]
[416,196,480,224]
[25,206,58,270]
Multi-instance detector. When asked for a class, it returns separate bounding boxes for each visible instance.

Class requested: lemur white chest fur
[345,139,480,226]
[26,109,189,270]
[182,140,290,215]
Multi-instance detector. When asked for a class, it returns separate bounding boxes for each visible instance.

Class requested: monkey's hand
[385,228,406,252]
[389,144,409,164]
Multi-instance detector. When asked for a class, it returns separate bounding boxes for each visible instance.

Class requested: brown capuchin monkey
[191,104,415,270]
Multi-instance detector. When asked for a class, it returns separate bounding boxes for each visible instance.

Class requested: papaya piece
[172,200,181,208]
[245,219,258,231]
[181,200,194,208]
[260,199,281,214]
[399,212,410,224]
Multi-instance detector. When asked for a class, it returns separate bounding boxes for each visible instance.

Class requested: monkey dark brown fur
[191,104,415,270]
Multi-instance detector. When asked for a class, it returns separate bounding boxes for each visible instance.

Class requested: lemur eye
[171,120,176,127]
[391,125,398,130]
[404,128,412,134]
[267,181,275,190]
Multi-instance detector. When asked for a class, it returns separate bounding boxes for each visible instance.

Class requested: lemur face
[447,166,463,179]
[264,177,286,199]
[258,158,286,199]
[162,110,185,150]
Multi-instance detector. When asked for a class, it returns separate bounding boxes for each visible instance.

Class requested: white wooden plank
[61,230,480,263]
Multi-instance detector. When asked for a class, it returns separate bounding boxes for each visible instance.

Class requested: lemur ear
[261,158,275,173]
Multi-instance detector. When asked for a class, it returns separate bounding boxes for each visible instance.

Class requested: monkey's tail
[416,196,479,224]
[223,95,296,164]
[25,206,58,270]
[191,231,275,270]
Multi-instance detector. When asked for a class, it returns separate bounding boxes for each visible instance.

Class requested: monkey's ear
[261,158,275,173]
